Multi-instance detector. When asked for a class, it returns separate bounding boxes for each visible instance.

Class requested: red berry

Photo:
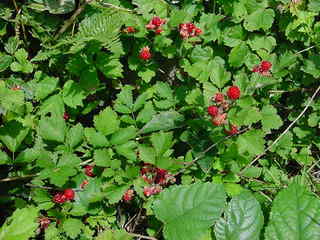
[63,189,75,200]
[125,26,136,33]
[146,17,166,30]
[211,113,227,126]
[39,217,51,229]
[53,192,67,204]
[139,46,152,61]
[260,61,272,72]
[225,124,238,135]
[84,165,95,177]
[214,93,225,103]
[252,65,261,73]
[143,185,162,197]
[123,189,135,202]
[80,179,89,189]
[155,28,163,35]
[63,112,69,121]
[227,86,241,100]
[195,28,202,36]
[207,105,219,117]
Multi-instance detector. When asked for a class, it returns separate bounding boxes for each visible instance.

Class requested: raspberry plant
[0,0,320,239]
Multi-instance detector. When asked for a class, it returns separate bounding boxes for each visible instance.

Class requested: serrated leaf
[237,130,265,157]
[229,42,249,68]
[62,218,84,239]
[244,9,275,32]
[153,182,226,240]
[0,207,39,240]
[0,54,13,72]
[138,145,156,164]
[0,120,29,152]
[35,75,59,100]
[94,107,120,136]
[66,123,84,149]
[62,80,86,108]
[150,131,173,156]
[39,114,66,143]
[261,105,283,132]
[215,191,264,240]
[94,149,111,167]
[104,184,130,204]
[110,126,137,145]
[139,111,184,134]
[84,128,109,148]
[265,183,320,240]
[96,53,123,79]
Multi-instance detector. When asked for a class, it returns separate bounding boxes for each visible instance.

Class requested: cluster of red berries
[80,165,95,189]
[207,86,241,135]
[179,22,202,39]
[252,60,272,76]
[52,188,75,204]
[146,16,166,35]
[141,163,175,197]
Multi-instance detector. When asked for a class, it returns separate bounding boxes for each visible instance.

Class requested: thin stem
[239,85,320,175]
[0,174,37,182]
[295,45,316,55]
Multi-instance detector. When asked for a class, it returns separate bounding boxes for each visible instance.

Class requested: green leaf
[115,141,137,161]
[137,101,155,123]
[265,183,320,240]
[79,66,99,91]
[153,183,226,240]
[62,218,84,239]
[66,123,84,149]
[214,191,264,240]
[94,107,120,136]
[96,229,133,240]
[110,126,137,145]
[138,145,156,164]
[96,53,123,79]
[0,150,10,164]
[244,9,275,32]
[44,0,75,14]
[114,85,134,114]
[94,149,111,167]
[0,54,13,72]
[301,55,320,78]
[138,67,156,83]
[62,80,86,108]
[261,105,283,132]
[132,0,168,18]
[84,128,109,148]
[0,121,29,152]
[49,166,77,187]
[139,111,184,134]
[104,184,130,204]
[0,207,39,240]
[237,130,265,157]
[10,49,33,73]
[229,42,249,68]
[150,131,173,156]
[39,114,66,143]
[35,75,59,100]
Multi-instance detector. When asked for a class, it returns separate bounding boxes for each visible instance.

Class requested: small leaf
[0,54,13,72]
[0,121,29,152]
[62,80,86,108]
[261,105,283,132]
[84,128,109,148]
[215,191,264,240]
[110,126,137,145]
[66,123,84,149]
[62,218,84,239]
[229,42,249,68]
[237,130,265,157]
[39,114,66,143]
[94,107,120,136]
[139,111,184,134]
[244,9,275,32]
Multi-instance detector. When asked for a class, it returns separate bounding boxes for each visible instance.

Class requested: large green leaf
[214,191,264,240]
[244,9,275,32]
[0,207,39,240]
[153,182,226,240]
[265,183,320,240]
[39,114,66,143]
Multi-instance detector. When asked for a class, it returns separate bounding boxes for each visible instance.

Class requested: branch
[54,0,94,40]
[175,128,250,176]
[239,85,320,175]
[0,174,37,182]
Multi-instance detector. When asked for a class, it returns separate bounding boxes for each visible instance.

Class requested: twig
[174,128,250,176]
[97,1,134,12]
[239,85,320,175]
[0,174,37,182]
[127,233,157,240]
[54,0,94,40]
[26,183,54,190]
[295,45,316,55]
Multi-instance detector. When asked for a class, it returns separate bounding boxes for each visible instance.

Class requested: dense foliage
[0,0,320,239]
